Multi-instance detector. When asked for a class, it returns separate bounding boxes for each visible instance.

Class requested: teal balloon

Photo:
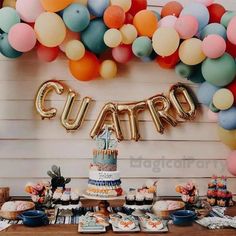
[202,53,236,87]
[81,18,108,54]
[141,50,157,62]
[175,62,194,78]
[0,33,22,58]
[200,23,226,40]
[0,7,20,33]
[63,3,90,32]
[219,107,236,130]
[132,36,152,58]
[221,11,236,28]
[188,65,205,83]
[209,102,220,113]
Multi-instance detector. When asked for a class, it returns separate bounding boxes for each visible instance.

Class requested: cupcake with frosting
[52,187,63,204]
[60,192,70,205]
[135,192,144,205]
[70,191,80,205]
[144,192,154,205]
[126,191,136,205]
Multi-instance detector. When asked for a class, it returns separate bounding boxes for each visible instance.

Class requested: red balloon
[125,13,134,24]
[128,0,147,16]
[156,50,180,69]
[112,45,133,64]
[37,44,59,62]
[226,39,236,58]
[227,79,236,104]
[161,1,183,18]
[208,3,226,23]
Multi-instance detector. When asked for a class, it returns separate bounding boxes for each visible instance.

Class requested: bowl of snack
[0,201,35,220]
[152,200,185,219]
[171,210,196,225]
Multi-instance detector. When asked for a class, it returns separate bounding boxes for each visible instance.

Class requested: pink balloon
[175,15,199,39]
[16,0,44,23]
[8,23,37,52]
[202,34,226,58]
[194,0,214,6]
[159,15,177,28]
[37,44,59,62]
[227,151,236,176]
[227,16,236,45]
[207,109,218,122]
[112,45,133,64]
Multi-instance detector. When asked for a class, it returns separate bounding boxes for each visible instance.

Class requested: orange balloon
[133,10,158,37]
[104,5,125,29]
[161,1,183,17]
[40,0,73,12]
[69,51,100,81]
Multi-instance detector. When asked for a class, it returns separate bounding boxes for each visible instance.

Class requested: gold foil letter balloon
[169,83,196,120]
[90,102,123,141]
[35,80,64,119]
[146,94,178,134]
[117,101,146,141]
[60,90,91,132]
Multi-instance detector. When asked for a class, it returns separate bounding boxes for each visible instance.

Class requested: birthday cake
[86,127,123,198]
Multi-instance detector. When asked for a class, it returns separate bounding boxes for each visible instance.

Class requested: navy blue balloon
[219,107,236,130]
[88,0,109,17]
[188,65,205,83]
[197,82,219,106]
[0,33,22,58]
[81,18,108,54]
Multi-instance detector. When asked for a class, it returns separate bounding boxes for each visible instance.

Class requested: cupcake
[126,192,135,205]
[52,187,63,204]
[135,192,144,205]
[144,192,154,205]
[70,192,80,205]
[60,192,70,205]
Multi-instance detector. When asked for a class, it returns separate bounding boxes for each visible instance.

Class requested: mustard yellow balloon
[120,24,138,45]
[218,126,236,149]
[104,29,122,48]
[110,0,131,12]
[73,0,87,5]
[100,60,117,79]
[65,40,85,60]
[179,38,206,65]
[3,0,16,8]
[213,88,234,110]
[152,27,180,57]
[35,12,66,47]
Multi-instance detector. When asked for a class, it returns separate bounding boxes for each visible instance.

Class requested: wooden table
[2,200,236,235]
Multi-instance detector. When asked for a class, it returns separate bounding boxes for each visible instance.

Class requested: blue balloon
[88,0,109,17]
[200,23,227,40]
[63,3,90,32]
[197,82,219,106]
[219,107,236,130]
[0,33,22,58]
[180,3,209,31]
[132,36,152,58]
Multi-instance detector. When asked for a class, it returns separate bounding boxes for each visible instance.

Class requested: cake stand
[124,204,153,217]
[83,193,125,217]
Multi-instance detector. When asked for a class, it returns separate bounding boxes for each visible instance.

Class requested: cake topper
[96,126,118,150]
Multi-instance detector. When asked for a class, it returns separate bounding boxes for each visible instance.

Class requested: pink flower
[185,182,194,191]
[31,195,40,203]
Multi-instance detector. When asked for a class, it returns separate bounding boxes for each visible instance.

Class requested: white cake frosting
[89,171,120,181]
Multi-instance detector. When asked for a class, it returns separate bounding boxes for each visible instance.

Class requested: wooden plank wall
[0,0,235,197]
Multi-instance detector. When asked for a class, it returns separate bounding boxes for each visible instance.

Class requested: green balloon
[175,62,194,78]
[0,33,22,58]
[201,53,236,87]
[132,36,152,58]
[221,11,236,28]
[188,65,205,83]
[81,18,108,55]
[209,102,220,113]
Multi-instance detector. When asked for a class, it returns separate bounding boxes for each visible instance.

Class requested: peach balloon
[59,30,80,52]
[161,1,183,17]
[40,0,73,12]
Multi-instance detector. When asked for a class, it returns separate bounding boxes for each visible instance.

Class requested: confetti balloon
[195,0,213,6]
[0,33,22,58]
[227,16,236,46]
[8,23,36,52]
[201,53,236,87]
[0,7,20,33]
[219,107,236,130]
[63,3,90,32]
[175,62,194,78]
[180,3,209,31]
[221,11,236,28]
[161,1,183,17]
[100,60,117,79]
[69,51,100,81]
[218,127,236,150]
[65,40,85,60]
[16,0,44,23]
[110,0,131,12]
[202,35,226,59]
[213,88,234,110]
[112,44,133,64]
[104,5,125,29]
[81,18,108,54]
[132,36,152,58]
[159,15,177,28]
[104,29,122,48]
[37,44,59,62]
[120,24,137,45]
[34,12,66,47]
[200,23,227,40]
[133,10,158,37]
[87,0,109,17]
[227,151,236,176]
[208,3,226,23]
[40,0,73,12]
[175,15,199,39]
[128,0,147,16]
[152,27,180,57]
[59,30,80,52]
[179,38,206,65]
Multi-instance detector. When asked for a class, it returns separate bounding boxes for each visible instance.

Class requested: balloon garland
[0,0,236,174]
